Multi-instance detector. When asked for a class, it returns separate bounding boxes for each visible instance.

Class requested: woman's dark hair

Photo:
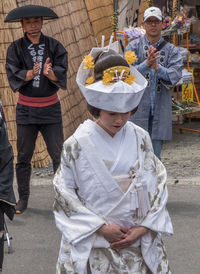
[87,103,138,118]
[131,107,138,115]
[87,103,101,118]
[94,49,129,81]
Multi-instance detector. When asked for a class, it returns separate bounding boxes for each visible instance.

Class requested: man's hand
[146,46,159,69]
[33,58,40,76]
[25,59,40,81]
[43,57,58,81]
[110,226,149,249]
[97,224,128,243]
[152,60,159,71]
[43,57,52,76]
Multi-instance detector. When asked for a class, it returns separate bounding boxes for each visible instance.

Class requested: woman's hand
[110,226,149,249]
[97,224,128,243]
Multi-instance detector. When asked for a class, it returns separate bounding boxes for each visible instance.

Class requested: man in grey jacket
[126,6,182,159]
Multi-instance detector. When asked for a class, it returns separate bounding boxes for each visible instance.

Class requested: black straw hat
[4,5,58,22]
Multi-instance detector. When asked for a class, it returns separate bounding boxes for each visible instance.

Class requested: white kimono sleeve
[140,133,173,236]
[53,138,105,246]
[142,159,173,235]
[137,133,173,273]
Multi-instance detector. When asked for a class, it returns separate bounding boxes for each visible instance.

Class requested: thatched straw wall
[0,0,113,167]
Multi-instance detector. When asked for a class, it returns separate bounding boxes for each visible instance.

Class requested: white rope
[108,35,113,49]
[101,35,105,48]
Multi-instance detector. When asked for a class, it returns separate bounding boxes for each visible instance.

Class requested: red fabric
[18,93,59,107]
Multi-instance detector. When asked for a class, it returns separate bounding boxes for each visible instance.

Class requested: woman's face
[97,110,131,137]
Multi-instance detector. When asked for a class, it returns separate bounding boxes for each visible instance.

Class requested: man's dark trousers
[16,123,63,201]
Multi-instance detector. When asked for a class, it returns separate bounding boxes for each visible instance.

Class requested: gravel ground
[32,162,54,178]
[162,120,200,185]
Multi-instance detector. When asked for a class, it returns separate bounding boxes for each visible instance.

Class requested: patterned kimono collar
[83,119,126,168]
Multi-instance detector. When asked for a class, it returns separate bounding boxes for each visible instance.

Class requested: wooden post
[172,0,179,19]
[113,0,118,12]
[172,0,179,45]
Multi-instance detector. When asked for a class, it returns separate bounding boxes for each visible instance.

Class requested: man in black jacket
[5,5,68,214]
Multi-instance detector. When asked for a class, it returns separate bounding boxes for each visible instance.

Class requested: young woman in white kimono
[53,42,173,274]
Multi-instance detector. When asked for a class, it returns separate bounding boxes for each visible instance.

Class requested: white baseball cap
[144,7,162,22]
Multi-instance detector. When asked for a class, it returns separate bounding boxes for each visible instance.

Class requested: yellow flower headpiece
[82,55,94,69]
[83,51,137,86]
[102,66,136,85]
[85,76,95,85]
